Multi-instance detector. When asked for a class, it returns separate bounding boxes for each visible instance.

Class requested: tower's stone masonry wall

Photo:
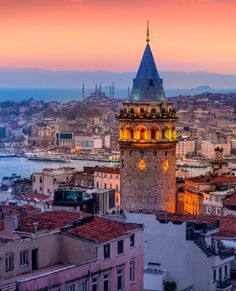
[120,144,176,213]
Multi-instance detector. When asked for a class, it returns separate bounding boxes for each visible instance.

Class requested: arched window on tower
[150,126,160,141]
[135,125,147,141]
[140,128,145,140]
[130,108,135,116]
[171,126,176,140]
[125,125,134,140]
[162,126,171,141]
[119,127,124,140]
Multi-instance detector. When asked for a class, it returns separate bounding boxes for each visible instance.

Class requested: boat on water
[27,153,71,163]
[0,152,16,158]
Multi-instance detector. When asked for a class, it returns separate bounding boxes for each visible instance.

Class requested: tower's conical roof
[130,25,166,102]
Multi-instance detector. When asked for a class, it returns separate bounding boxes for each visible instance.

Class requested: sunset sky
[0,0,235,73]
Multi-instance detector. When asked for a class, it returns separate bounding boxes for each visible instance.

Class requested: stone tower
[117,24,177,213]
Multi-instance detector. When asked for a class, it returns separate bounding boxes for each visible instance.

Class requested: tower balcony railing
[119,138,176,143]
[117,111,177,120]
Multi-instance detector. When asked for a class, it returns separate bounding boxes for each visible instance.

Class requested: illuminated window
[139,160,145,171]
[163,160,169,171]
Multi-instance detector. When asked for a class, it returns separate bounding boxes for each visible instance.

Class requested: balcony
[216,279,232,291]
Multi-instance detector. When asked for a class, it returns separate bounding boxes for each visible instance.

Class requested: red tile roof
[94,166,120,175]
[213,176,236,184]
[156,213,236,239]
[187,176,212,184]
[0,205,39,231]
[223,195,236,206]
[156,213,219,224]
[16,193,50,203]
[65,216,142,243]
[17,210,91,233]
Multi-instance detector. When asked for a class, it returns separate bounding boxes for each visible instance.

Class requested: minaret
[117,23,178,213]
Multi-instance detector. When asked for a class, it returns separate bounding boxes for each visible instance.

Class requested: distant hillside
[0,68,236,90]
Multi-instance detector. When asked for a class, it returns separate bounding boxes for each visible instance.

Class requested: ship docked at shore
[26,153,71,163]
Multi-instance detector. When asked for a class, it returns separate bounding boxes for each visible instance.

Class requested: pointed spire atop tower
[146,20,150,43]
[130,22,166,102]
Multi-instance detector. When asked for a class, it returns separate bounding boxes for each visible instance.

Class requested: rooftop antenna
[146,20,150,43]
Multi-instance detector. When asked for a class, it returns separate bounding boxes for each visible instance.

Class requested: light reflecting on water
[0,157,109,180]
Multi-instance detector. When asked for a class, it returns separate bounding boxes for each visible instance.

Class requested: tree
[164,281,177,291]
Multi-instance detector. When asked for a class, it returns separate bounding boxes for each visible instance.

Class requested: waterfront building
[0,206,143,291]
[12,178,32,195]
[56,131,74,150]
[117,25,177,213]
[32,167,76,197]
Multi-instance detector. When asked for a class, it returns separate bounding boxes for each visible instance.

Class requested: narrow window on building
[104,273,110,291]
[165,151,167,156]
[213,269,217,282]
[207,206,211,214]
[225,265,228,277]
[110,184,112,189]
[104,183,107,189]
[116,184,119,191]
[216,208,221,216]
[40,177,43,183]
[130,234,135,247]
[96,182,99,188]
[5,253,14,272]
[66,284,75,291]
[121,159,124,168]
[20,250,29,266]
[117,240,124,255]
[92,277,99,291]
[117,269,124,291]
[130,260,136,282]
[33,176,35,183]
[104,244,110,259]
[79,280,87,291]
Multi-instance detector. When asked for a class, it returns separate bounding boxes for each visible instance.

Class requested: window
[117,240,124,255]
[130,260,135,282]
[104,273,110,291]
[5,253,14,272]
[225,265,228,276]
[110,184,112,189]
[40,177,43,183]
[79,280,87,291]
[96,182,99,188]
[20,250,29,266]
[207,206,211,214]
[104,183,107,189]
[92,277,99,291]
[117,269,124,291]
[66,285,75,291]
[130,234,135,247]
[216,208,221,216]
[104,244,110,259]
[116,184,119,191]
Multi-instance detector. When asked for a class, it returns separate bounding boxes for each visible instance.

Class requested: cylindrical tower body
[118,102,177,213]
